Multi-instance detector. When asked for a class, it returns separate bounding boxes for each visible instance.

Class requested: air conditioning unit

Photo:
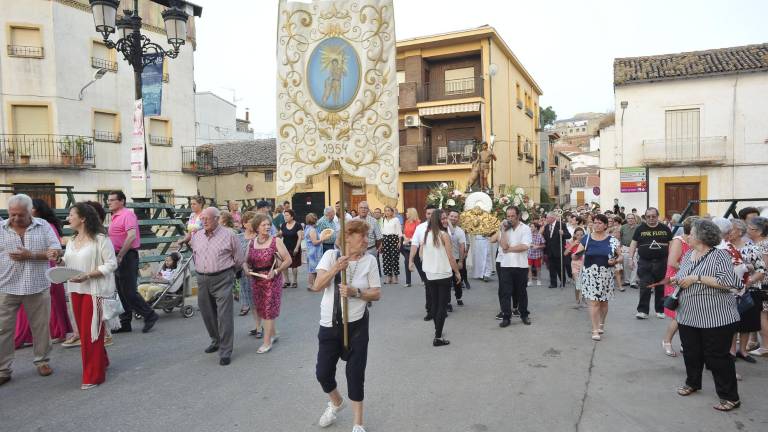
[404,115,420,128]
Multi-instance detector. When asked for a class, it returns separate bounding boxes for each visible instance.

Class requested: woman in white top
[380,206,402,284]
[312,220,381,432]
[50,203,117,390]
[420,209,461,347]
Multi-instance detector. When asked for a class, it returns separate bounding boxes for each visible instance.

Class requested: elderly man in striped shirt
[190,207,245,366]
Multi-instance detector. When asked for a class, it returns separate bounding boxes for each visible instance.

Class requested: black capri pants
[316,312,369,402]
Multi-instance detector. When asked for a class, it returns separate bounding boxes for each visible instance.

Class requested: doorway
[664,182,700,220]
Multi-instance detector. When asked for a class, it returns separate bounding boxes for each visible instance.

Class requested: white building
[194,91,254,146]
[0,0,200,207]
[601,43,768,219]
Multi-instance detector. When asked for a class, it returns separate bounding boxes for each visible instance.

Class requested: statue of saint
[477,141,496,191]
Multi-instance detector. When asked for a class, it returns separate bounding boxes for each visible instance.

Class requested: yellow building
[298,26,544,215]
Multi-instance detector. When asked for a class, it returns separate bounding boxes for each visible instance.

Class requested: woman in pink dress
[245,214,292,354]
[659,216,696,357]
[15,199,72,348]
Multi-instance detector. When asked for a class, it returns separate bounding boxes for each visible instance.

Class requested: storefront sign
[620,167,647,193]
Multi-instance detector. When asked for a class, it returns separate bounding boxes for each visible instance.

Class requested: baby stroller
[136,251,195,319]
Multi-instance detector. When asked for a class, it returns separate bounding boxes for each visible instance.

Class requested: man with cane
[541,211,570,288]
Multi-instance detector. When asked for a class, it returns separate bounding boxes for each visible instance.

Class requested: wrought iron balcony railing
[641,136,728,166]
[181,146,217,175]
[91,57,118,71]
[93,130,121,143]
[0,134,95,169]
[420,76,484,102]
[8,45,44,58]
[149,135,173,146]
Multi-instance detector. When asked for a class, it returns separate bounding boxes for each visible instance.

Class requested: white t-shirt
[422,231,453,280]
[315,250,381,327]
[381,217,402,236]
[498,223,532,268]
[410,221,429,247]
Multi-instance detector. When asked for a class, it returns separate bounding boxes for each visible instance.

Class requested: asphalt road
[2,269,767,432]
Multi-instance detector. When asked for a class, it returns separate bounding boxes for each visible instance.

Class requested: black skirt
[736,291,762,333]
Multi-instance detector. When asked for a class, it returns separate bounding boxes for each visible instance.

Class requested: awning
[419,102,481,117]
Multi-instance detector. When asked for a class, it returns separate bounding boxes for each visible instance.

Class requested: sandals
[597,323,605,334]
[677,385,699,396]
[291,282,298,288]
[238,307,250,316]
[591,331,601,341]
[249,328,264,338]
[662,341,677,357]
[713,400,740,412]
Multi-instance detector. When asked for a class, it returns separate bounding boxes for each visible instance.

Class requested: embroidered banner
[276,0,398,203]
[141,56,163,117]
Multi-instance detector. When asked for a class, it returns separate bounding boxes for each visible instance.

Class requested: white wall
[194,92,253,145]
[600,73,768,216]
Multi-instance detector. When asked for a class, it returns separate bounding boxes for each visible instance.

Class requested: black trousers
[450,259,463,302]
[563,254,573,279]
[547,254,566,286]
[115,249,154,326]
[678,323,739,402]
[316,313,369,402]
[426,277,451,338]
[413,252,427,283]
[496,262,518,309]
[460,258,470,290]
[400,246,412,285]
[499,267,529,319]
[637,258,667,314]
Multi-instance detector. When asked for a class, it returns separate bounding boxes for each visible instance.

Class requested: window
[12,105,49,135]
[91,40,117,71]
[515,83,521,105]
[396,71,405,85]
[665,108,700,157]
[534,102,539,127]
[148,118,172,146]
[444,67,475,95]
[447,138,474,154]
[264,171,274,182]
[517,134,523,159]
[8,26,43,58]
[93,111,120,142]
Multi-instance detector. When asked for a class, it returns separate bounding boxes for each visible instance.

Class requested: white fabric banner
[130,99,150,199]
[276,0,398,202]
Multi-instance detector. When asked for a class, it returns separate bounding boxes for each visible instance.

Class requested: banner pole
[338,166,349,350]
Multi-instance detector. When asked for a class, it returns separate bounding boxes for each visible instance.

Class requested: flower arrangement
[492,186,541,222]
[426,182,466,212]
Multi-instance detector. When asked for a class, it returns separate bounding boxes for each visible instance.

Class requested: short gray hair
[8,194,33,212]
[202,206,220,218]
[748,216,768,236]
[692,219,723,247]
[711,217,733,239]
[324,206,334,215]
[731,219,747,236]
[671,213,682,224]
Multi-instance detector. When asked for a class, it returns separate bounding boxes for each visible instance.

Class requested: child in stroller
[139,252,181,302]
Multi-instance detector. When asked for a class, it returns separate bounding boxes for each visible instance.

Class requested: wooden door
[576,190,585,206]
[664,182,699,220]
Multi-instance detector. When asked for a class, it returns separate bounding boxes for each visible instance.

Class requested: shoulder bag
[664,249,714,311]
[93,234,124,322]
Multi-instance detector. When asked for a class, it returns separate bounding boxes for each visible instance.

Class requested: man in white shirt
[409,205,435,319]
[498,206,533,327]
[447,210,467,309]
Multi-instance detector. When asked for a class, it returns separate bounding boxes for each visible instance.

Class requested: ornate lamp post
[87,0,201,198]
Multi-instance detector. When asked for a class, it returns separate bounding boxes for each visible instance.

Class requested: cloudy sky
[192,0,767,135]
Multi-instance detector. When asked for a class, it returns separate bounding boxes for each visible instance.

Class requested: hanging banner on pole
[141,56,163,117]
[130,99,150,199]
[276,0,399,204]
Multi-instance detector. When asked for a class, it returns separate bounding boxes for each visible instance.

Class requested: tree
[539,106,556,128]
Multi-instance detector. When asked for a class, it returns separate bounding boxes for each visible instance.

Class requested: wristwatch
[355,288,362,298]
[697,274,702,283]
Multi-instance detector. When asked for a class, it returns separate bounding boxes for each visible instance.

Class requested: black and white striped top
[676,248,742,328]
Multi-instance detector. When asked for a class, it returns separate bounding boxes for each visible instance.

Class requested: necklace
[345,253,364,286]
[256,235,270,245]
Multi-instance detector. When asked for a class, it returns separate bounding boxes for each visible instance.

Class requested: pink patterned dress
[248,237,284,320]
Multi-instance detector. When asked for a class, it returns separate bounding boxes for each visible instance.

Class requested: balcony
[94,130,121,143]
[641,136,727,167]
[149,135,173,146]
[525,107,534,118]
[420,76,484,102]
[181,146,217,175]
[8,45,43,58]
[561,169,571,180]
[516,99,523,109]
[91,57,117,71]
[0,134,94,169]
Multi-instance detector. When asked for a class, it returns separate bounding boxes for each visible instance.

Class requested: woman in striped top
[672,219,743,411]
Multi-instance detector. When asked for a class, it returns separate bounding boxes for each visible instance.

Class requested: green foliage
[539,106,557,128]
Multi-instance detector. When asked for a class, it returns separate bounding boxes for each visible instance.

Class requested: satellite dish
[465,192,493,212]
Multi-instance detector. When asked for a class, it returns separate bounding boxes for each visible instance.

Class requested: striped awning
[419,102,481,117]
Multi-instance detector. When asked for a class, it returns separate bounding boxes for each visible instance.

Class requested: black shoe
[433,338,450,347]
[495,312,503,320]
[499,319,511,328]
[113,325,132,334]
[423,315,433,321]
[521,317,532,325]
[457,300,464,306]
[548,285,557,289]
[630,284,638,289]
[511,308,520,317]
[142,313,159,333]
[446,304,453,313]
[736,352,757,363]
[219,357,231,366]
[204,344,219,354]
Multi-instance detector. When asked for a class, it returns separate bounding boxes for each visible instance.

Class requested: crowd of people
[1,191,767,428]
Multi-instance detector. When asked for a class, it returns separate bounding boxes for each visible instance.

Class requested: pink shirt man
[108,207,141,251]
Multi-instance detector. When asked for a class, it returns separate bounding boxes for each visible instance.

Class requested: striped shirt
[529,230,545,260]
[189,225,245,274]
[0,218,62,295]
[676,248,742,328]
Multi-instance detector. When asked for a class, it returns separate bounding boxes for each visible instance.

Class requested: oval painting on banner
[307,37,361,112]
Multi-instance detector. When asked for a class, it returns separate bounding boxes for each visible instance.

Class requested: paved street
[2,269,767,432]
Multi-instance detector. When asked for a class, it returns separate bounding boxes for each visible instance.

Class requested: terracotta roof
[614,43,768,85]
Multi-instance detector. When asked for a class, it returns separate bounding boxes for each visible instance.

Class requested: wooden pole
[338,167,349,349]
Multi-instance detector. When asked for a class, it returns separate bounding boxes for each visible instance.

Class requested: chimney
[245,108,250,122]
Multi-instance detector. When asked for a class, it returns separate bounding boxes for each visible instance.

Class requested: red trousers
[71,293,109,385]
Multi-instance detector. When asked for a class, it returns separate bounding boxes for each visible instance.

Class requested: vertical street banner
[142,56,163,117]
[276,0,399,203]
[130,99,150,198]
[620,167,648,192]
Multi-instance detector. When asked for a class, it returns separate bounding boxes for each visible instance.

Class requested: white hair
[203,206,221,218]
[711,217,732,238]
[324,206,334,215]
[8,194,33,212]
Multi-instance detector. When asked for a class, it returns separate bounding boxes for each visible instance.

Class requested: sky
[192,0,768,135]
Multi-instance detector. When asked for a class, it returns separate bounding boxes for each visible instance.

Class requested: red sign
[593,186,601,196]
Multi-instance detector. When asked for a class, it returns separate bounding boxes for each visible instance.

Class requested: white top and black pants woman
[675,222,743,410]
[421,223,461,347]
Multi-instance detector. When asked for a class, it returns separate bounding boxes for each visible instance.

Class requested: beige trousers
[0,289,52,377]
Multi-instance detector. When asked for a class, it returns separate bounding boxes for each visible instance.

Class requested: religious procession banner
[276,0,399,203]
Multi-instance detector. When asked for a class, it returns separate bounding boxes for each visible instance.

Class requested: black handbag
[663,287,681,311]
[737,291,756,315]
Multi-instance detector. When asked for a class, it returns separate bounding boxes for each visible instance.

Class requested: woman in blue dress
[573,214,621,341]
[304,213,326,290]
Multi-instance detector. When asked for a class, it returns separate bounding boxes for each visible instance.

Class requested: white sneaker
[748,347,768,357]
[318,400,344,427]
[635,312,649,319]
[536,280,541,286]
[352,425,367,432]
[656,313,665,319]
[527,280,532,286]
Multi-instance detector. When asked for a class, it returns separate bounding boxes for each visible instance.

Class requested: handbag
[102,293,125,321]
[665,249,715,311]
[737,291,756,315]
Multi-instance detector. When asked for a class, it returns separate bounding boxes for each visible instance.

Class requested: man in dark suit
[541,211,570,288]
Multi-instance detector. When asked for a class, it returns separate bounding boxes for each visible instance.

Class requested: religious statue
[467,141,496,192]
[321,53,346,106]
